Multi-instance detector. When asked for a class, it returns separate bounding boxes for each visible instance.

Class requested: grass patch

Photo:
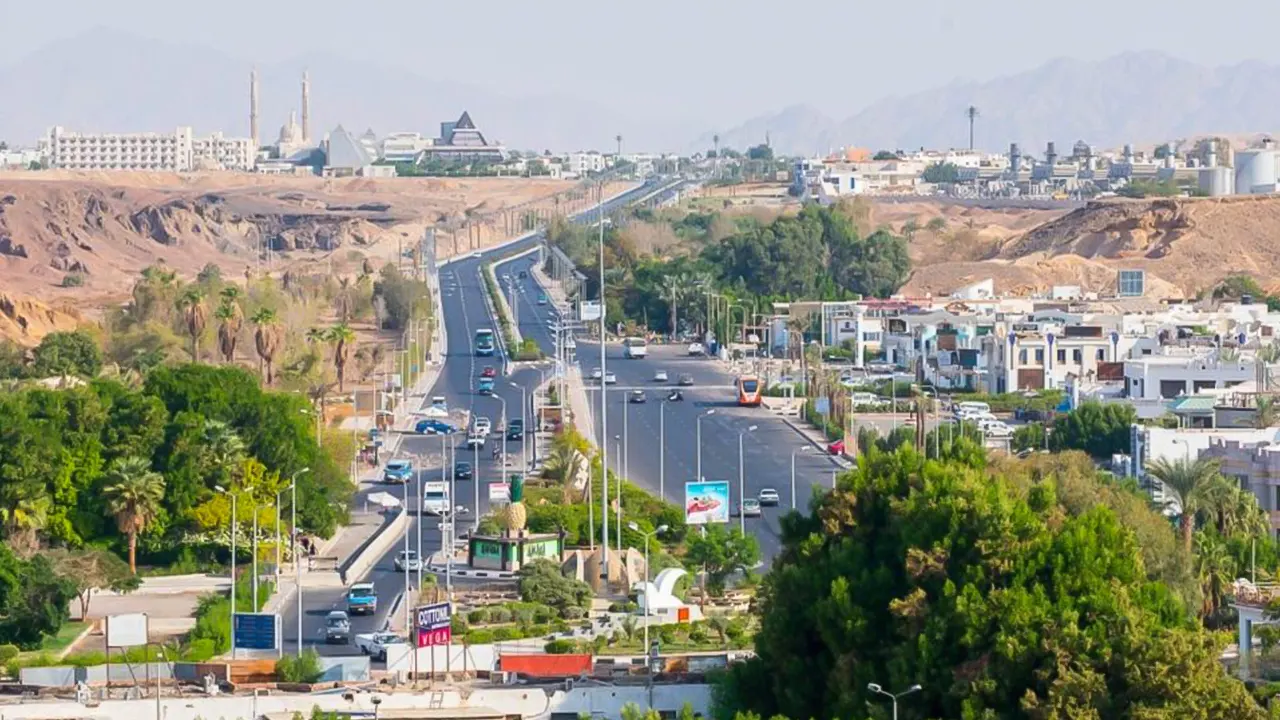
[17,621,90,660]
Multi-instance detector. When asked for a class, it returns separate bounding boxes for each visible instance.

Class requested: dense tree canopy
[1049,401,1136,458]
[715,446,1261,720]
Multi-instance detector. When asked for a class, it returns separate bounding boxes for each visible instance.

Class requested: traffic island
[465,477,565,573]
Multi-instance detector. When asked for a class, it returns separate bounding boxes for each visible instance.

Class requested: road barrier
[340,509,409,586]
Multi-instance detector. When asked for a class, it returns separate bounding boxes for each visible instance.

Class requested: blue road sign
[233,612,280,651]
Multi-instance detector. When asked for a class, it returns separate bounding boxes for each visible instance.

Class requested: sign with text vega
[415,602,452,648]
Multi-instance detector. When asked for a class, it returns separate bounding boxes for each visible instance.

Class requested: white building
[380,132,433,163]
[564,151,607,176]
[45,126,254,171]
[1123,349,1255,401]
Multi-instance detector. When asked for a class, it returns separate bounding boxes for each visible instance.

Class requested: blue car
[383,459,413,484]
[477,377,495,395]
[345,583,377,615]
[415,418,456,435]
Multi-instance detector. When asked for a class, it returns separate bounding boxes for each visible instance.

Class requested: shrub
[545,639,576,654]
[491,627,521,641]
[562,605,586,620]
[532,605,555,624]
[465,629,495,645]
[276,649,323,683]
[0,644,19,663]
[512,606,536,626]
[61,274,85,288]
[451,617,469,634]
[489,607,512,624]
[467,608,490,624]
[184,638,217,662]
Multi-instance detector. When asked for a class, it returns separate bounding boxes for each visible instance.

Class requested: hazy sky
[7,0,1280,129]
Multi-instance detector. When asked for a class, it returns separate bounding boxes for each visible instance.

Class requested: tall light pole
[613,435,624,554]
[696,410,716,481]
[867,682,922,720]
[510,382,527,478]
[216,481,239,655]
[598,181,610,574]
[738,425,757,535]
[622,392,630,488]
[496,394,509,479]
[414,453,424,592]
[790,446,809,510]
[628,522,667,659]
[290,468,308,656]
[401,458,411,636]
[659,399,668,501]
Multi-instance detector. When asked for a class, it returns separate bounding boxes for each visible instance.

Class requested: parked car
[688,343,705,356]
[355,632,405,662]
[324,611,351,644]
[383,459,413,484]
[415,418,456,435]
[394,550,421,572]
[758,488,781,506]
[828,439,846,455]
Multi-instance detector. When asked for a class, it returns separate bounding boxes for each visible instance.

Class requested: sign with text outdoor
[415,602,452,648]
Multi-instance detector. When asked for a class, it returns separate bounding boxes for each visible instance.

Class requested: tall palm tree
[0,482,50,553]
[328,324,357,392]
[1194,532,1235,619]
[214,290,244,364]
[660,274,682,337]
[102,456,166,573]
[1202,477,1269,539]
[251,307,283,385]
[203,419,247,473]
[1257,396,1279,429]
[1146,456,1223,551]
[177,288,207,362]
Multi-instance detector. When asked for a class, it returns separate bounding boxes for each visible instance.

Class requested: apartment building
[45,126,254,171]
[1123,349,1254,401]
[563,152,608,176]
[1202,435,1280,537]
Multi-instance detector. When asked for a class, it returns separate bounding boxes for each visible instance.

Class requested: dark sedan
[453,461,473,480]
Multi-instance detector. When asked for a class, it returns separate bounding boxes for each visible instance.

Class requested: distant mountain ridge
[0,27,681,153]
[691,51,1280,156]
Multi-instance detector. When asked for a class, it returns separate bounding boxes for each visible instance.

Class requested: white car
[758,488,780,506]
[654,370,669,382]
[688,343,705,356]
[983,422,1014,438]
[355,632,406,662]
[604,371,618,384]
[590,367,604,381]
[473,417,492,435]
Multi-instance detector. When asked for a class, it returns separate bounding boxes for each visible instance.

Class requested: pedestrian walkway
[780,416,854,469]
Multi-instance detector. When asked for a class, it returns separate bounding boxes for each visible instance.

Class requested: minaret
[249,67,260,150]
[301,70,311,144]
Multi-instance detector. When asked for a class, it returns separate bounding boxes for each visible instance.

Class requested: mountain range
[690,52,1280,156]
[4,33,1280,157]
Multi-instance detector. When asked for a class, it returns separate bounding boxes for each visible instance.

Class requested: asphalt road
[286,180,667,656]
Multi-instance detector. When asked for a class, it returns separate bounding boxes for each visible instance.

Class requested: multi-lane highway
[283,180,667,655]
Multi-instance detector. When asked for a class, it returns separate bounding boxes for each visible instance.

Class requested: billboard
[684,481,730,525]
[232,612,280,651]
[579,300,603,322]
[489,482,510,503]
[415,602,452,648]
[105,613,148,647]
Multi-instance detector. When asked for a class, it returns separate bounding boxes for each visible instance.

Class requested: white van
[955,401,991,416]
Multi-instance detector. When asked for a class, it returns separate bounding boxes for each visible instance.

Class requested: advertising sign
[684,480,730,525]
[415,602,452,648]
[105,613,149,647]
[579,300,603,322]
[489,482,511,503]
[232,612,280,651]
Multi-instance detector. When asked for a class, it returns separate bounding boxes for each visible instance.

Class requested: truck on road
[355,631,406,661]
[345,583,378,615]
[422,481,450,515]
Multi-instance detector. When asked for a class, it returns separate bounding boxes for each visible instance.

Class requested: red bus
[736,375,762,407]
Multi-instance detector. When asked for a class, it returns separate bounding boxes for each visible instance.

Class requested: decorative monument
[466,476,564,572]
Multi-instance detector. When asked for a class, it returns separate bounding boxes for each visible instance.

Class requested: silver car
[325,611,351,644]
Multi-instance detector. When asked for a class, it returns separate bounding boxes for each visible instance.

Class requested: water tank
[1123,144,1134,162]
[1235,149,1277,194]
[1009,142,1022,172]
[1199,166,1235,196]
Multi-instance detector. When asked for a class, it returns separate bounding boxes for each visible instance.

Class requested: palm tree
[1146,456,1223,551]
[1257,396,1279,429]
[0,482,50,553]
[251,308,283,385]
[214,290,244,364]
[177,288,207,362]
[1202,477,1269,539]
[203,419,247,472]
[102,456,166,573]
[660,275,682,337]
[1194,532,1235,619]
[328,324,357,392]
[334,278,354,322]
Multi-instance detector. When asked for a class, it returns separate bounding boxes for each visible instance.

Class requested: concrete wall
[20,662,175,687]
[317,655,370,682]
[341,509,408,585]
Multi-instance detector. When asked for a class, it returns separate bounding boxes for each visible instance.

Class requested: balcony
[1231,580,1280,609]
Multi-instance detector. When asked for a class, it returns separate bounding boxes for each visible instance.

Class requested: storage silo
[1199,166,1234,196]
[1235,147,1278,194]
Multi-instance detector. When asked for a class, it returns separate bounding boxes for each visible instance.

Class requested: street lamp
[628,521,668,659]
[659,397,669,502]
[613,434,624,554]
[495,394,509,476]
[789,446,809,510]
[738,425,757,534]
[509,382,528,478]
[401,456,412,636]
[867,683,922,720]
[215,485,237,659]
[597,182,610,573]
[289,468,308,656]
[696,409,717,481]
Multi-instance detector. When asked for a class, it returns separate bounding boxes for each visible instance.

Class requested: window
[1057,348,1066,363]
[1018,349,1027,365]
[1096,348,1106,361]
[1073,349,1083,364]
[1118,269,1146,297]
[1034,349,1044,364]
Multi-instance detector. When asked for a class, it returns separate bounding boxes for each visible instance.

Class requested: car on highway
[758,488,781,506]
[653,370,669,382]
[629,390,647,404]
[453,461,473,480]
[677,373,694,386]
[828,438,846,455]
[518,270,529,279]
[732,498,763,518]
[430,396,448,411]
[480,366,497,378]
[355,632,405,662]
[604,371,618,384]
[590,367,604,381]
[465,429,487,449]
[473,417,492,435]
[538,293,548,305]
[415,418,456,435]
[383,459,413,484]
[470,252,483,259]
[394,550,421,572]
[345,583,377,615]
[507,418,524,440]
[324,611,351,644]
[688,342,705,356]
[477,377,495,395]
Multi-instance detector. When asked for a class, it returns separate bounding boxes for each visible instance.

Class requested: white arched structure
[634,567,688,612]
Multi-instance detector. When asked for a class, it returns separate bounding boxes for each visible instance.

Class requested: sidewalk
[780,415,854,470]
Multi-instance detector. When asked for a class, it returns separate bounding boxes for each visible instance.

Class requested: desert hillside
[899,195,1280,299]
[0,172,597,306]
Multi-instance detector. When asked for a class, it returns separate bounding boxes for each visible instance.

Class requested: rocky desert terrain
[0,171,631,344]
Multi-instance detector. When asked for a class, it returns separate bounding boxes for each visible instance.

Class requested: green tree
[684,524,759,596]
[1146,455,1224,552]
[714,445,1262,720]
[30,331,103,378]
[516,559,591,612]
[921,161,959,183]
[1011,420,1047,452]
[1049,401,1136,458]
[372,263,430,331]
[177,288,208,362]
[872,150,899,160]
[0,546,77,649]
[102,456,166,573]
[49,547,140,619]
[251,308,283,385]
[327,324,356,392]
